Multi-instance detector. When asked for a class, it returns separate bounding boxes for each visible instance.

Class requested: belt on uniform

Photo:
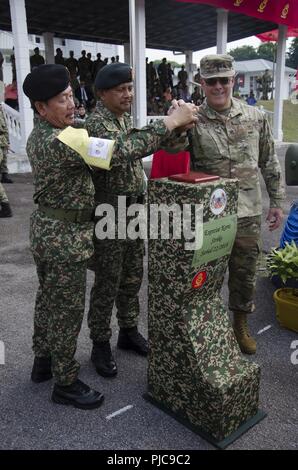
[96,192,146,206]
[38,205,94,223]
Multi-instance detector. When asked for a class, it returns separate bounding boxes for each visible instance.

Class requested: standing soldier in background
[158,58,169,91]
[78,50,90,82]
[261,69,272,100]
[190,54,285,354]
[92,52,105,81]
[0,105,12,217]
[194,67,201,84]
[86,62,198,378]
[54,48,65,66]
[0,105,13,184]
[178,65,188,86]
[30,47,45,70]
[22,64,104,409]
[65,51,79,78]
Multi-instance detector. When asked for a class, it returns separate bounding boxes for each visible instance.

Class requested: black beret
[23,64,70,102]
[95,62,133,90]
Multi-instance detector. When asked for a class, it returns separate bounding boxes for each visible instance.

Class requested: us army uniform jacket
[191,98,285,218]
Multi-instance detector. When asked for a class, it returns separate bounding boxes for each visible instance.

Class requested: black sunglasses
[205,77,231,86]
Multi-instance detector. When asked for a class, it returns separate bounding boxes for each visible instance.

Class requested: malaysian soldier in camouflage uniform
[190,54,285,354]
[23,64,104,409]
[0,106,12,217]
[86,62,198,378]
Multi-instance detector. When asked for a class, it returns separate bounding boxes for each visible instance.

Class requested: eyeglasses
[204,77,231,86]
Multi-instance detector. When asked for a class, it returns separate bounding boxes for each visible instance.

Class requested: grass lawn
[258,100,298,143]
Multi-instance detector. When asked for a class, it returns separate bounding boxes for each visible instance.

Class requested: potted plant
[267,240,298,333]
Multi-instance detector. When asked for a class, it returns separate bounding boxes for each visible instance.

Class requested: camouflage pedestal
[146,176,264,448]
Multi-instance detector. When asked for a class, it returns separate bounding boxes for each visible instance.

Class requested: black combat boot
[91,341,117,377]
[31,356,52,383]
[0,202,12,218]
[52,379,104,409]
[117,326,148,356]
[1,173,13,183]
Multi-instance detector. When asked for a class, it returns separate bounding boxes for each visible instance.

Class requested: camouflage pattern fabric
[200,54,235,79]
[27,116,94,263]
[191,98,285,218]
[0,148,8,203]
[88,236,144,342]
[191,98,285,315]
[261,71,272,100]
[0,106,10,201]
[85,101,187,198]
[228,216,262,314]
[148,177,260,441]
[0,149,8,174]
[85,101,187,341]
[26,115,95,385]
[33,256,87,385]
[0,106,9,149]
[0,182,7,202]
[0,106,9,176]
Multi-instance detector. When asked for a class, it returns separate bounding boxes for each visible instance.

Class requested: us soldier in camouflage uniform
[0,106,12,217]
[86,62,198,378]
[261,69,272,101]
[190,54,285,354]
[23,64,104,409]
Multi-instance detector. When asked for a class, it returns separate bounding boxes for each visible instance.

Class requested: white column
[216,9,228,54]
[9,0,33,155]
[124,42,131,65]
[43,32,55,64]
[129,0,147,128]
[185,50,193,94]
[273,24,287,141]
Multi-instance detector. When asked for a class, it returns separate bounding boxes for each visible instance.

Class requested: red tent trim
[176,1,298,28]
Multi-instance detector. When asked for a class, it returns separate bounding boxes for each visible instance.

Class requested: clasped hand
[168,99,199,131]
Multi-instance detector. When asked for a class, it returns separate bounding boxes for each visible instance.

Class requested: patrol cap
[95,62,133,90]
[200,54,235,79]
[23,64,70,102]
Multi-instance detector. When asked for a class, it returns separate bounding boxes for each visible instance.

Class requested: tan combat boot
[233,312,257,355]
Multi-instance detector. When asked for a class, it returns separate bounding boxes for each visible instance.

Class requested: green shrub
[267,240,298,295]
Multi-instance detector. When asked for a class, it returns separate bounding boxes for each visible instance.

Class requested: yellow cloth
[57,126,115,170]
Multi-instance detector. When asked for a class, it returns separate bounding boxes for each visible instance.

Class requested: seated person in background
[161,87,172,115]
[75,103,88,123]
[191,85,203,106]
[246,91,257,106]
[4,79,18,110]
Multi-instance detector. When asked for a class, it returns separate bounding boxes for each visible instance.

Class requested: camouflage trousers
[33,256,87,386]
[228,215,262,314]
[0,148,8,173]
[0,150,8,203]
[88,236,144,342]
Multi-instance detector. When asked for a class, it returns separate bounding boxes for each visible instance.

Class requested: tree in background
[228,45,258,61]
[286,38,298,69]
[257,42,277,62]
[153,60,182,69]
